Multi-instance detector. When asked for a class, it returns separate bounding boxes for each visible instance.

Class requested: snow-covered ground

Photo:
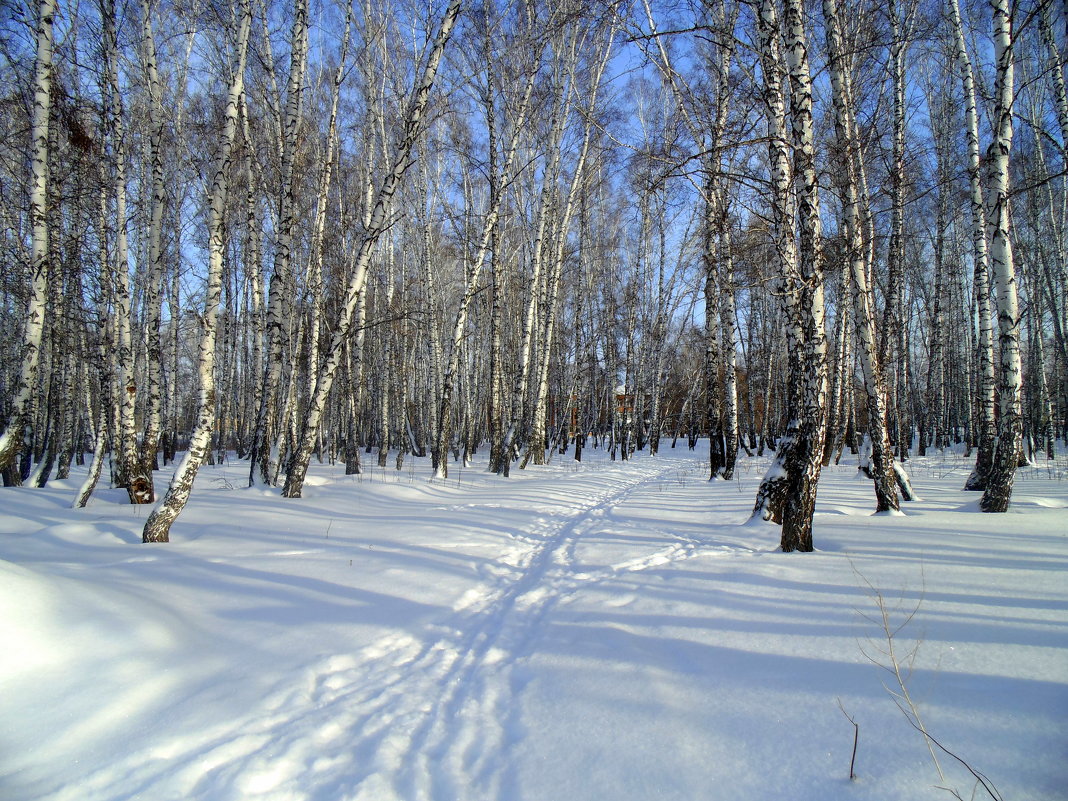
[2,442,1066,801]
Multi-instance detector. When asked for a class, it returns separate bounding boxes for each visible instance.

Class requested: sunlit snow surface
[2,443,1066,801]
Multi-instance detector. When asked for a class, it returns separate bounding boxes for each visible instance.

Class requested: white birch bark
[780,0,828,548]
[885,0,911,461]
[143,3,251,542]
[139,0,166,496]
[822,0,900,513]
[948,0,997,491]
[0,0,55,473]
[642,0,737,478]
[981,0,1023,512]
[525,30,614,469]
[304,0,353,405]
[720,223,739,479]
[750,0,828,552]
[250,0,310,486]
[419,159,443,457]
[99,0,148,502]
[750,0,800,521]
[240,92,265,453]
[74,319,113,508]
[498,49,572,476]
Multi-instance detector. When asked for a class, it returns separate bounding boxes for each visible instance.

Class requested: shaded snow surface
[1,443,1067,801]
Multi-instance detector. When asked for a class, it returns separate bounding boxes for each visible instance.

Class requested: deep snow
[1,443,1066,801]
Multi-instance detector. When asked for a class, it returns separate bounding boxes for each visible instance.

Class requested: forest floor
[1,441,1066,801]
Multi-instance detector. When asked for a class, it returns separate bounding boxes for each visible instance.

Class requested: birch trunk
[139,0,166,494]
[720,222,739,479]
[498,56,570,476]
[305,1,352,406]
[981,0,1023,513]
[526,32,612,469]
[250,0,310,486]
[0,0,55,472]
[779,0,828,548]
[143,3,251,542]
[100,0,149,503]
[240,93,265,454]
[704,184,724,478]
[750,0,829,553]
[750,0,799,506]
[883,0,910,462]
[822,0,900,513]
[642,0,735,476]
[436,63,537,478]
[948,0,997,491]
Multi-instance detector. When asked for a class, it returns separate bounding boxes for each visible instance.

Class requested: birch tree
[143,0,251,542]
[434,22,541,479]
[948,0,997,491]
[981,0,1024,512]
[750,0,829,552]
[0,0,56,476]
[822,0,901,512]
[138,0,167,496]
[249,0,310,487]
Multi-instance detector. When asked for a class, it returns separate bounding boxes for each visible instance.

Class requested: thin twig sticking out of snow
[852,564,1003,801]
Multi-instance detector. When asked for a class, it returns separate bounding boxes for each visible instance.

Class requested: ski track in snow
[182,457,719,801]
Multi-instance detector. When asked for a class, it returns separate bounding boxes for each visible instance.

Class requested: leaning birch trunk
[981,0,1023,513]
[74,310,115,508]
[73,399,109,509]
[281,0,461,498]
[823,296,849,466]
[822,0,900,513]
[250,0,309,487]
[142,3,251,543]
[948,0,997,490]
[0,0,55,473]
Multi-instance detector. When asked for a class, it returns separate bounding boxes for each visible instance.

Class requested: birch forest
[1,0,1065,549]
